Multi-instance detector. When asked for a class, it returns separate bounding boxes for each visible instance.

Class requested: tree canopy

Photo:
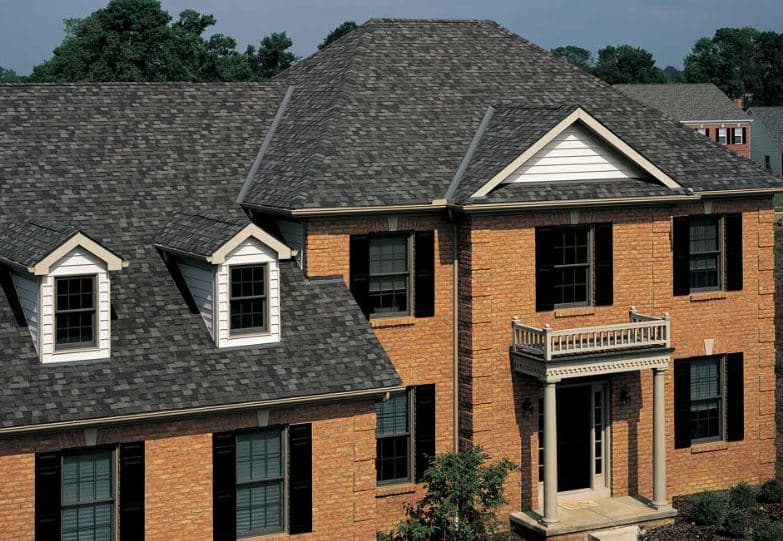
[593,44,666,84]
[551,45,594,72]
[0,67,21,83]
[319,21,357,49]
[29,0,297,82]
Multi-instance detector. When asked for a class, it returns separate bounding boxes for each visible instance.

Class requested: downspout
[451,212,460,452]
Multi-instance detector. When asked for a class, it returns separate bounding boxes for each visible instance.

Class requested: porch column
[652,367,668,508]
[542,379,559,524]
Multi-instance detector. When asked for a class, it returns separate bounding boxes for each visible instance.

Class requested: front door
[556,385,592,491]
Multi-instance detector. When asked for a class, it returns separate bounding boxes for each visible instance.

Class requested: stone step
[587,525,640,541]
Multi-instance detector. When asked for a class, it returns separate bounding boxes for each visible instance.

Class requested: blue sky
[1,0,781,75]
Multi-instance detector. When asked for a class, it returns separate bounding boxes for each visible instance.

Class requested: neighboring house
[615,83,752,157]
[0,18,780,541]
[748,107,783,176]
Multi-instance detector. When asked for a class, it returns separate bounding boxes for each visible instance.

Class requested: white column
[542,379,559,524]
[652,367,668,508]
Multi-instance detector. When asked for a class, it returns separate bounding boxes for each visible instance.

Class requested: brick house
[0,18,781,541]
[615,83,752,158]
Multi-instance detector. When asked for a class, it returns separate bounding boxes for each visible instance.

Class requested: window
[550,226,591,307]
[690,358,725,443]
[376,391,411,484]
[229,264,267,334]
[368,235,410,316]
[733,127,744,145]
[765,155,771,171]
[697,127,707,136]
[61,449,114,541]
[717,128,727,145]
[688,216,721,291]
[236,428,284,536]
[55,276,97,350]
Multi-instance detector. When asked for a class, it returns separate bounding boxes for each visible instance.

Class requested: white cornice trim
[31,233,128,275]
[210,223,293,262]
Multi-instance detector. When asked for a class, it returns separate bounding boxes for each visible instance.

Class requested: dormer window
[156,213,293,349]
[230,264,268,334]
[0,219,127,363]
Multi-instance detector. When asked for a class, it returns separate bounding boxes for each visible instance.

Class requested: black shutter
[288,424,313,534]
[674,360,692,449]
[414,231,435,318]
[726,353,745,442]
[672,216,690,296]
[742,127,747,144]
[535,228,555,311]
[594,224,613,306]
[727,128,734,144]
[35,452,61,541]
[414,385,436,482]
[725,213,743,291]
[704,127,710,138]
[349,235,371,318]
[119,442,145,541]
[212,433,236,541]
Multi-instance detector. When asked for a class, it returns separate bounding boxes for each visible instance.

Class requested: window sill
[370,316,417,329]
[689,291,727,303]
[690,440,729,454]
[554,306,596,318]
[376,481,418,498]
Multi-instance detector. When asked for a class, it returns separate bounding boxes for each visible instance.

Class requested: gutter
[459,194,699,214]
[290,202,449,217]
[0,385,404,437]
[679,119,753,124]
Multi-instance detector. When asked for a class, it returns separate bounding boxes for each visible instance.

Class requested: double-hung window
[689,357,724,443]
[235,428,284,536]
[717,127,728,145]
[368,235,411,316]
[688,216,722,291]
[697,127,707,136]
[55,276,97,350]
[61,449,114,541]
[376,392,411,484]
[229,264,267,334]
[550,226,591,307]
[733,127,744,145]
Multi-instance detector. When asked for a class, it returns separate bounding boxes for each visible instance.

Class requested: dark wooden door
[556,385,592,491]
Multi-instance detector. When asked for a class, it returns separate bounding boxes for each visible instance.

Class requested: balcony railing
[512,307,671,361]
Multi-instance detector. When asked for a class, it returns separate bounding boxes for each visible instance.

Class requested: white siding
[503,124,644,184]
[40,248,111,363]
[749,114,783,176]
[215,237,281,348]
[179,260,216,338]
[11,271,40,352]
[276,218,304,269]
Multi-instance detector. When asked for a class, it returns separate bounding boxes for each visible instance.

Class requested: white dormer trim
[472,107,682,198]
[30,232,128,275]
[209,224,292,264]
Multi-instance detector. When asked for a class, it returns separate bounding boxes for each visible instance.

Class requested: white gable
[503,124,644,184]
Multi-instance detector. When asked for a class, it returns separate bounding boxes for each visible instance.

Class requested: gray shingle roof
[156,213,248,258]
[240,21,777,209]
[614,83,749,122]
[749,107,783,149]
[0,219,79,267]
[0,83,400,429]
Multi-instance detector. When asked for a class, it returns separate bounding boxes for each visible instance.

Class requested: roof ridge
[185,212,247,226]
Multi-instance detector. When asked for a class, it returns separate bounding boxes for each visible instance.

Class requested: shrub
[729,482,757,509]
[758,479,783,503]
[692,490,728,526]
[723,506,748,538]
[753,520,783,541]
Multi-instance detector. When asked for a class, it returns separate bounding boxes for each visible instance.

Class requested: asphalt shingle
[614,83,749,122]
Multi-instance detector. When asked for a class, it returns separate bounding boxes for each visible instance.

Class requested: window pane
[369,236,408,275]
[690,358,722,440]
[236,429,282,484]
[376,435,410,482]
[552,228,588,266]
[56,277,95,312]
[56,312,95,346]
[553,266,589,305]
[689,217,718,254]
[368,275,408,314]
[61,450,113,541]
[236,480,282,535]
[230,265,265,299]
[230,298,265,331]
[376,393,408,436]
[691,358,720,399]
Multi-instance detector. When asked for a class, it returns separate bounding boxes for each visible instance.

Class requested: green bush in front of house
[752,519,783,541]
[758,479,783,503]
[723,506,749,538]
[692,490,729,526]
[729,482,757,509]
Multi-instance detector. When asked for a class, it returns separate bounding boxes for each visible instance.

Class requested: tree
[663,65,683,83]
[551,45,594,73]
[319,21,357,49]
[593,44,666,84]
[379,446,517,541]
[246,32,298,79]
[0,67,21,82]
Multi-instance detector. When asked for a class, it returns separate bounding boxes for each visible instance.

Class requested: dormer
[156,213,293,348]
[0,220,128,363]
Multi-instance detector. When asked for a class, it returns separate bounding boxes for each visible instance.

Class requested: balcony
[511,308,672,381]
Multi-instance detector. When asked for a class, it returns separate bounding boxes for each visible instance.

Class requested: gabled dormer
[0,220,128,363]
[156,213,293,348]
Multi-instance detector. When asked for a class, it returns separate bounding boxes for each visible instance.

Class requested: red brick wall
[458,198,776,516]
[0,401,378,541]
[306,214,456,532]
[684,121,752,158]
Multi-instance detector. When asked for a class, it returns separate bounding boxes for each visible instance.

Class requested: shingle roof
[239,22,776,209]
[0,83,400,429]
[156,213,248,258]
[0,219,79,267]
[749,107,783,149]
[614,83,749,122]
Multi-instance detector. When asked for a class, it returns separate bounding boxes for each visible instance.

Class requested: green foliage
[729,482,757,509]
[723,506,749,538]
[593,44,666,84]
[319,21,358,49]
[691,490,728,526]
[662,66,683,83]
[753,520,783,541]
[0,67,22,82]
[28,0,297,82]
[551,45,594,73]
[758,479,783,503]
[378,445,517,541]
[684,27,783,106]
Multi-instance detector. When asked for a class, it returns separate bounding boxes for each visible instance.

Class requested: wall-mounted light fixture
[620,389,632,406]
[522,398,534,414]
